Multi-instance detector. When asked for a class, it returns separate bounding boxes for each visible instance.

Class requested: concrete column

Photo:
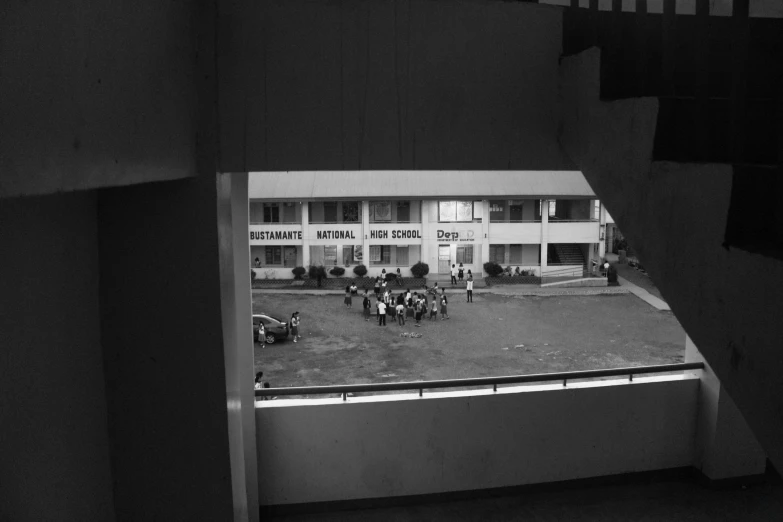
[598,200,607,260]
[686,335,766,481]
[420,200,430,269]
[481,200,490,277]
[301,202,310,267]
[361,200,371,268]
[540,199,549,274]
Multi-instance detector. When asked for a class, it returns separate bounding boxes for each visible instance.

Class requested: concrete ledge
[541,277,608,288]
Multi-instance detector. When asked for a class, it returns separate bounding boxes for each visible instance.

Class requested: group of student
[352,285,450,327]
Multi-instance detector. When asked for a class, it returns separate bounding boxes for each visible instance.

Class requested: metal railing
[489,219,542,223]
[249,221,302,225]
[255,362,704,400]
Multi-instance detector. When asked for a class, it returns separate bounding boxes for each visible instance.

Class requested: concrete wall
[558,47,783,472]
[256,375,698,505]
[218,0,575,172]
[1,0,213,198]
[0,192,115,521]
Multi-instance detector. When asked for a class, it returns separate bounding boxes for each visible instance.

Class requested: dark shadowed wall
[219,0,576,172]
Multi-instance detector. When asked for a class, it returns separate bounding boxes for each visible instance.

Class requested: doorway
[438,245,451,274]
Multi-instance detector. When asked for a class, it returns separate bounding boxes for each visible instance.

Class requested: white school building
[249,171,608,279]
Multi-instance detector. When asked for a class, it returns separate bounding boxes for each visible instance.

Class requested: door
[438,245,451,274]
[283,246,297,267]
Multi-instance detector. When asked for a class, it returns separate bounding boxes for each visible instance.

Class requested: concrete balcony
[548,220,599,243]
[488,222,542,243]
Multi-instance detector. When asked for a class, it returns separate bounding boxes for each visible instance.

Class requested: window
[283,203,297,223]
[283,246,297,267]
[324,202,337,222]
[370,201,391,221]
[510,201,523,221]
[263,203,280,223]
[324,245,338,266]
[456,246,473,264]
[489,245,505,264]
[343,245,355,265]
[397,201,410,222]
[396,246,409,266]
[369,245,391,265]
[549,200,557,218]
[265,246,282,265]
[509,244,523,264]
[342,201,360,222]
[439,201,473,222]
[489,200,505,222]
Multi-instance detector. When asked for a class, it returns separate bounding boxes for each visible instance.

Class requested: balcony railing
[255,362,704,400]
[489,219,542,223]
[249,221,302,225]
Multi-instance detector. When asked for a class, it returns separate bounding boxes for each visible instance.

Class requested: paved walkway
[616,276,671,311]
[253,285,630,297]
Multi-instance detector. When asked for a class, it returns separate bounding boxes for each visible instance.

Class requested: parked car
[253,314,289,344]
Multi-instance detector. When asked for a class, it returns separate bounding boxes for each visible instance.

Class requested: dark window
[324,202,337,223]
[282,203,296,223]
[510,201,523,221]
[397,201,410,222]
[489,200,505,222]
[263,203,280,223]
[265,246,282,265]
[342,202,360,222]
[489,245,505,264]
[343,245,355,265]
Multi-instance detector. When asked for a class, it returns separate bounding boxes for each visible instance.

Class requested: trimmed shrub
[291,266,306,280]
[308,265,327,279]
[483,261,504,277]
[329,266,346,276]
[385,273,397,282]
[410,262,429,278]
[353,264,368,277]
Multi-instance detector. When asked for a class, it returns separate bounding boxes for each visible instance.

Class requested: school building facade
[249,171,608,279]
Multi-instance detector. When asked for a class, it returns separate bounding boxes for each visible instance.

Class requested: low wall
[256,375,699,505]
[541,277,608,288]
[251,266,415,280]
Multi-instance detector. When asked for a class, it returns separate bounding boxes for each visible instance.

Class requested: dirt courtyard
[253,291,686,391]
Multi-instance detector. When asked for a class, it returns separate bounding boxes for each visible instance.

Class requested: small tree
[329,266,346,277]
[410,261,429,278]
[483,261,504,277]
[251,270,257,282]
[291,266,306,280]
[308,265,327,287]
[353,264,368,277]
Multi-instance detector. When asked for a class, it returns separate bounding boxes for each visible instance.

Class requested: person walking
[377,298,387,326]
[396,301,405,326]
[466,273,474,303]
[344,284,352,308]
[458,263,464,283]
[414,297,423,327]
[362,290,371,321]
[387,291,396,321]
[290,312,302,342]
[440,291,449,320]
[450,264,457,285]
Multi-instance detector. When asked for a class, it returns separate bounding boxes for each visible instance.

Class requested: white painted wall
[256,375,699,505]
[548,221,600,243]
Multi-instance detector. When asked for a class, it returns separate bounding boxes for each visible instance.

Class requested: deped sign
[437,229,475,242]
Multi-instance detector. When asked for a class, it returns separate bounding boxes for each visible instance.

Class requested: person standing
[377,299,387,326]
[350,281,358,296]
[387,291,395,321]
[396,301,405,326]
[254,371,264,390]
[362,290,371,321]
[466,273,474,303]
[440,290,449,320]
[373,277,381,299]
[381,277,388,295]
[396,267,403,286]
[414,297,423,327]
[344,284,352,309]
[429,298,438,321]
[290,311,301,342]
[450,264,457,285]
[405,288,412,306]
[458,263,464,283]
